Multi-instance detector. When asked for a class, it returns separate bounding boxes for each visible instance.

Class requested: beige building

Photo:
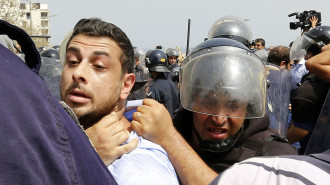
[19,2,50,42]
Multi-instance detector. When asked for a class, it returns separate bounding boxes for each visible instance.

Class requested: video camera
[288,10,321,30]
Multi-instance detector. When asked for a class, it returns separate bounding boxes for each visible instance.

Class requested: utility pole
[29,0,32,34]
[186,19,191,56]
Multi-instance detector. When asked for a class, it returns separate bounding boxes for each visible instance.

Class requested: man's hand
[131,99,175,145]
[131,99,218,185]
[85,112,138,166]
[310,16,318,28]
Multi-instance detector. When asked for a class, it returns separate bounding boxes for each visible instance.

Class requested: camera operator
[289,10,321,34]
[302,16,318,34]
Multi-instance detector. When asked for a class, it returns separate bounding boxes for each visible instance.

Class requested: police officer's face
[192,101,247,142]
[60,34,125,124]
[168,56,177,65]
[135,57,140,66]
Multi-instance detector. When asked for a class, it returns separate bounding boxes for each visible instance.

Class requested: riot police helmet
[38,46,45,52]
[180,38,266,152]
[53,45,60,51]
[208,15,253,48]
[166,48,180,57]
[145,49,170,73]
[134,47,145,58]
[40,48,60,59]
[290,26,330,60]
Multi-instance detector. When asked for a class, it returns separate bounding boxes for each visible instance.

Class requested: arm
[286,122,309,144]
[85,112,138,166]
[131,99,217,185]
[305,46,330,83]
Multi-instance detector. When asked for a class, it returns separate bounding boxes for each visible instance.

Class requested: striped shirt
[211,150,330,185]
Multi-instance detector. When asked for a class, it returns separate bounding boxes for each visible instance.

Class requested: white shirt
[211,152,330,185]
[108,131,180,185]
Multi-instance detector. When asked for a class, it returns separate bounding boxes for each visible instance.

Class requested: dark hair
[267,46,290,65]
[255,38,265,46]
[67,18,134,75]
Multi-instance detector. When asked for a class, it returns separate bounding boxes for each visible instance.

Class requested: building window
[41,20,49,27]
[33,3,40,9]
[26,12,31,19]
[20,3,26,9]
[41,12,48,19]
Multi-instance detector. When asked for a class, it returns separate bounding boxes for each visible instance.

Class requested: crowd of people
[0,13,330,185]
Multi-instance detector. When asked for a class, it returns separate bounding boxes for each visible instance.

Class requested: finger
[111,130,131,145]
[133,111,143,121]
[321,44,330,52]
[136,104,150,114]
[115,138,139,156]
[143,99,166,111]
[97,112,120,128]
[106,121,127,136]
[131,120,142,134]
[143,98,158,106]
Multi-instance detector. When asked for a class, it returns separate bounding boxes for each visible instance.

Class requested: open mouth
[208,127,227,133]
[68,89,90,104]
[208,127,228,140]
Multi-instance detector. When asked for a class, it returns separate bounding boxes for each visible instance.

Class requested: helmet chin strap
[193,120,246,153]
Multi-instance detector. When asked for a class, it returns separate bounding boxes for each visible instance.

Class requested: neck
[114,100,132,132]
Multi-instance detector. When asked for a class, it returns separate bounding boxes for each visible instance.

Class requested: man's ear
[120,73,135,100]
[280,61,286,68]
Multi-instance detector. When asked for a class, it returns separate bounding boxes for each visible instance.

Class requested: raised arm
[305,45,330,83]
[131,99,217,185]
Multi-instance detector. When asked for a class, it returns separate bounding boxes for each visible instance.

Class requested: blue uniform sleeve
[292,121,314,132]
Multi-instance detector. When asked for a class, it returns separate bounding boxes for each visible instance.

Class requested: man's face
[192,99,247,141]
[168,56,177,65]
[255,42,264,50]
[60,34,124,125]
[135,57,140,66]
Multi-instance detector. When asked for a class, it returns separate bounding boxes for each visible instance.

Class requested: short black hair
[67,18,134,75]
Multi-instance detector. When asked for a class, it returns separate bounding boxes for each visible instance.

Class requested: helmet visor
[180,52,266,119]
[290,34,314,60]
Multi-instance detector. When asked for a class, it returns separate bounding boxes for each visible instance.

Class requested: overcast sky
[37,0,330,52]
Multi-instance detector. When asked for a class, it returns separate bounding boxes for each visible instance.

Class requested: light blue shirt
[108,131,180,185]
[290,58,309,90]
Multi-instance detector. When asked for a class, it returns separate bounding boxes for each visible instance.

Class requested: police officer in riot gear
[145,49,180,118]
[40,48,60,60]
[129,47,149,100]
[174,38,297,173]
[166,48,180,84]
[208,15,253,48]
[287,26,330,154]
